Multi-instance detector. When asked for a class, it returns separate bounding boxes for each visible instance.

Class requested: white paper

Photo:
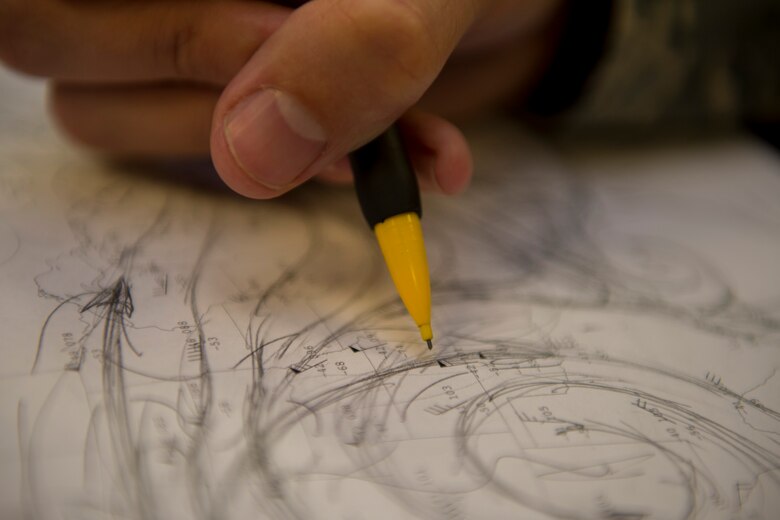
[1,69,779,520]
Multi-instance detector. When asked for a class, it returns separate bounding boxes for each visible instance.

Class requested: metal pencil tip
[426,339,433,350]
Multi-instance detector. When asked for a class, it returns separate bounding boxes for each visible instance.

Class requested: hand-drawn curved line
[456,415,685,518]
[252,218,321,317]
[25,372,90,519]
[32,291,94,374]
[81,278,134,316]
[254,338,772,512]
[0,227,20,266]
[399,372,472,420]
[98,277,156,520]
[232,334,302,369]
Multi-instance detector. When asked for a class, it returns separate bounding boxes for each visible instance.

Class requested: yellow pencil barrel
[373,212,432,342]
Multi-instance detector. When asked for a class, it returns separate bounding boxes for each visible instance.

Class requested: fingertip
[400,112,473,196]
[433,124,472,195]
[209,114,287,200]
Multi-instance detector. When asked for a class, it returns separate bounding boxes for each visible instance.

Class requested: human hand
[0,0,563,197]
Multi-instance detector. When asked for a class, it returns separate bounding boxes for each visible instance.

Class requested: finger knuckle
[339,0,437,88]
[153,9,200,79]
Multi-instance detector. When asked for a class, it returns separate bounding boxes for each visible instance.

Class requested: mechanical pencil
[350,125,433,349]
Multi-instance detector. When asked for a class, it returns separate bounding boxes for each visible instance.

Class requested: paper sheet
[1,69,779,520]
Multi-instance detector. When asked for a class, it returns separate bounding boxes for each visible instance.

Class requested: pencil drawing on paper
[4,121,780,518]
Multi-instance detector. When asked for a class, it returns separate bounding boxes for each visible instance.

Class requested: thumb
[211,0,485,198]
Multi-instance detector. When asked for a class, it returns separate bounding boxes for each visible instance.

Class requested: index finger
[0,0,289,84]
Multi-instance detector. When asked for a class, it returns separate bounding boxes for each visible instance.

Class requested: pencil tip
[426,339,433,350]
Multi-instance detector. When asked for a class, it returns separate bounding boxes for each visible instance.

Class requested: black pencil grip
[350,125,422,228]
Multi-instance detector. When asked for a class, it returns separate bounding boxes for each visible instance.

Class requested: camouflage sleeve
[530,0,780,130]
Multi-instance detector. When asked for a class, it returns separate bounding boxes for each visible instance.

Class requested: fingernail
[224,89,326,189]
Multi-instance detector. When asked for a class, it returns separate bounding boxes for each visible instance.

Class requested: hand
[0,0,563,197]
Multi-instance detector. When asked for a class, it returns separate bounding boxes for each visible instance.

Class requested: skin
[0,0,564,198]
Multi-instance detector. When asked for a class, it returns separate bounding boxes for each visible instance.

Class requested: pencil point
[426,339,433,350]
[418,323,432,343]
